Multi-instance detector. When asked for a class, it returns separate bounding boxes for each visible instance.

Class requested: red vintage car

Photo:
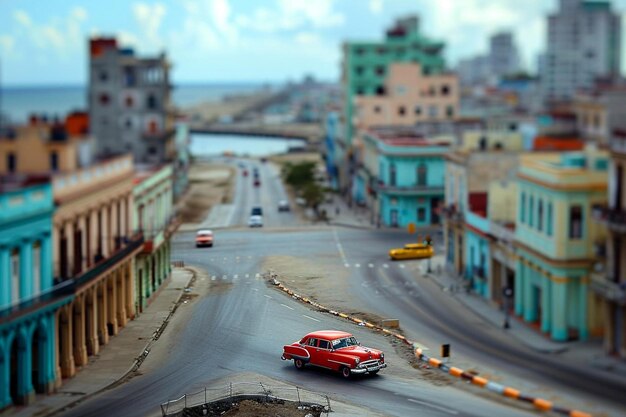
[282,330,386,378]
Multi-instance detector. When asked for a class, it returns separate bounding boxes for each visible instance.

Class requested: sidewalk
[423,254,626,378]
[5,268,195,417]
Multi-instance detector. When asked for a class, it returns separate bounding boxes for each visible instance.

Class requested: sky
[0,0,624,86]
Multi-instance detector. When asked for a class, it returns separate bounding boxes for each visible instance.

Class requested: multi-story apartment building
[360,129,450,227]
[574,85,626,147]
[489,32,521,80]
[354,63,459,126]
[443,133,523,278]
[89,38,174,164]
[591,129,626,357]
[133,165,177,313]
[340,15,446,192]
[0,180,72,408]
[457,55,490,87]
[542,0,621,103]
[515,149,608,341]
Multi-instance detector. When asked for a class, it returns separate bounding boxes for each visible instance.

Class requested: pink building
[354,63,459,129]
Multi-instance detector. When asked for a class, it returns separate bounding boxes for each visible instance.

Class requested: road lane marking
[399,264,405,269]
[233,274,239,279]
[383,264,389,268]
[303,315,320,322]
[332,227,348,264]
[280,304,294,310]
[245,274,249,278]
[264,295,272,299]
[211,276,216,281]
[355,263,360,268]
[252,288,258,292]
[255,273,260,278]
[407,398,458,415]
[222,275,227,280]
[344,263,350,268]
[368,263,374,268]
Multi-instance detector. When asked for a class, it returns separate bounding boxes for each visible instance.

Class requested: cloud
[0,35,15,56]
[132,2,166,50]
[12,8,89,56]
[236,0,345,32]
[369,0,384,14]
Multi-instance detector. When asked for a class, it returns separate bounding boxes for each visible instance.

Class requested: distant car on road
[248,215,263,228]
[277,200,290,212]
[388,243,434,260]
[251,206,263,216]
[282,330,386,378]
[195,230,214,247]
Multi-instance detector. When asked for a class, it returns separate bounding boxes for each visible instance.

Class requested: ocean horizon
[0,82,277,123]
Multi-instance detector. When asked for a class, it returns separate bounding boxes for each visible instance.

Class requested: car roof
[305,330,352,340]
[196,230,213,234]
[404,243,426,249]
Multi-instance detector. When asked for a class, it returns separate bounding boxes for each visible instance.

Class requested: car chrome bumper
[351,362,387,374]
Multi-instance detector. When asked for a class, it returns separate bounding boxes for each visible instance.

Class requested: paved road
[57,157,625,417]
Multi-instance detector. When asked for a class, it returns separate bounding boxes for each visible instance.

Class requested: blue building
[361,130,450,227]
[0,180,72,408]
[323,112,341,191]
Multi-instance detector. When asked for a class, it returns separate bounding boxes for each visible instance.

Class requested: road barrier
[269,274,594,417]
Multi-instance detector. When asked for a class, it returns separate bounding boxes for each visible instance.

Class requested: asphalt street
[56,158,626,417]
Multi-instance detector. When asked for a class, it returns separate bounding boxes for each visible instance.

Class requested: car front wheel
[341,366,351,378]
[294,359,305,370]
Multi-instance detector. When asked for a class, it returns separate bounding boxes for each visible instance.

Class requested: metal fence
[160,382,331,417]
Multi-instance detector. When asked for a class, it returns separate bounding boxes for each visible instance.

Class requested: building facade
[341,15,446,192]
[515,150,608,341]
[133,165,176,313]
[89,38,174,164]
[591,130,626,358]
[542,0,621,103]
[489,32,521,80]
[574,86,626,147]
[361,131,450,228]
[0,181,72,408]
[52,154,143,379]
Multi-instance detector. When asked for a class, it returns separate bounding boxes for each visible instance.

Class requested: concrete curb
[47,267,197,417]
[270,276,594,417]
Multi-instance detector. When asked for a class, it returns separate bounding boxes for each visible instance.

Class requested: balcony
[489,220,515,243]
[590,271,626,305]
[373,181,444,196]
[610,133,626,155]
[442,203,464,223]
[0,281,74,323]
[592,204,626,233]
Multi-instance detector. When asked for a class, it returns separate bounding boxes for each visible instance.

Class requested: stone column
[52,225,60,281]
[59,306,75,378]
[514,260,524,316]
[119,198,127,240]
[540,276,551,333]
[85,289,99,356]
[19,239,33,300]
[64,222,74,278]
[41,232,53,291]
[127,262,136,319]
[523,264,537,322]
[72,299,87,367]
[43,314,56,394]
[78,215,88,272]
[550,279,568,341]
[0,246,9,308]
[16,330,35,405]
[578,280,589,340]
[97,282,109,345]
[0,335,11,408]
[117,269,127,327]
[101,206,109,258]
[107,274,119,336]
[54,313,62,388]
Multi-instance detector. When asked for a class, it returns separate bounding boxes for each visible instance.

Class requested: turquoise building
[361,131,449,227]
[514,151,608,341]
[0,181,72,408]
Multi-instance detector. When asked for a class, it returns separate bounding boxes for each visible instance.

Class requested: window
[446,106,454,118]
[441,85,450,96]
[99,93,110,105]
[417,207,426,222]
[7,153,16,173]
[33,242,41,296]
[537,199,544,231]
[389,164,396,186]
[374,105,382,114]
[414,105,422,115]
[529,195,534,227]
[99,70,108,82]
[11,249,19,304]
[398,106,406,116]
[318,340,330,349]
[375,66,385,76]
[147,94,158,110]
[428,105,438,118]
[308,338,318,347]
[478,137,487,150]
[376,85,386,96]
[429,86,436,96]
[569,205,583,239]
[547,202,553,236]
[395,85,407,96]
[417,163,427,186]
[355,66,364,75]
[50,151,59,171]
[125,95,134,108]
[355,47,365,56]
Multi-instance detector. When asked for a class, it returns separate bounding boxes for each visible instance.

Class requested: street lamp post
[502,287,513,329]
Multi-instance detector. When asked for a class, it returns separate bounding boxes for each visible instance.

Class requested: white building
[489,32,521,79]
[542,0,621,103]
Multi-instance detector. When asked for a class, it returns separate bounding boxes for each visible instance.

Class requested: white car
[248,215,263,228]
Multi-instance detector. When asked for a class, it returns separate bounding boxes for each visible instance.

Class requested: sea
[0,83,270,123]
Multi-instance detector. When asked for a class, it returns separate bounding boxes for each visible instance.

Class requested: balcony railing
[489,221,515,243]
[0,280,74,323]
[590,271,626,305]
[592,204,626,233]
[373,181,444,196]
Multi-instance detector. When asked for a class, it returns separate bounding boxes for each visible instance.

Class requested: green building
[340,15,446,192]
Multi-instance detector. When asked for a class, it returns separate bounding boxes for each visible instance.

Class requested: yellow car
[389,243,434,260]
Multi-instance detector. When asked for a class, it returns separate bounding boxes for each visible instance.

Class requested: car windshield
[331,336,358,349]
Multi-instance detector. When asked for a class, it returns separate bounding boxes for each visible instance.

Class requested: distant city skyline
[1,0,626,86]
